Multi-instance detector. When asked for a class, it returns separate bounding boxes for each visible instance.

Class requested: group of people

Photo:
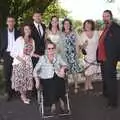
[0,9,120,113]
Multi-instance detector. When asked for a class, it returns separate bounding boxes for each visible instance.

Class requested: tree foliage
[95,20,104,30]
[42,1,69,26]
[72,20,83,33]
[0,0,55,27]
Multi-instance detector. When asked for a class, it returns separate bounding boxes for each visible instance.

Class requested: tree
[0,0,55,27]
[72,20,83,33]
[42,1,69,26]
[95,20,104,30]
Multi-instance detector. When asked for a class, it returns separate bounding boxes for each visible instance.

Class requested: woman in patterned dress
[79,20,99,91]
[60,18,82,93]
[11,24,39,104]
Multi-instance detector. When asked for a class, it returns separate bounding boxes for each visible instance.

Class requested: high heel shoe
[26,98,31,102]
[21,96,30,104]
[89,85,94,90]
[23,100,30,104]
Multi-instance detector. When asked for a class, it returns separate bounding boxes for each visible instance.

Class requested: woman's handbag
[81,48,87,55]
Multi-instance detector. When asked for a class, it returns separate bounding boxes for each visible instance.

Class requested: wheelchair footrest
[42,111,72,119]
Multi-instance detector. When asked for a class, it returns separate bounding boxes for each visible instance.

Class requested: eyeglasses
[48,47,55,50]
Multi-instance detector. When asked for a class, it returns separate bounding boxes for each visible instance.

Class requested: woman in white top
[79,20,99,91]
[11,24,39,104]
[46,16,62,54]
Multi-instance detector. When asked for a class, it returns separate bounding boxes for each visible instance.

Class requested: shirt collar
[45,55,57,64]
[34,21,41,28]
[8,28,15,33]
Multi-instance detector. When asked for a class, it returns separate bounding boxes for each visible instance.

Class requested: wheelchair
[37,71,72,120]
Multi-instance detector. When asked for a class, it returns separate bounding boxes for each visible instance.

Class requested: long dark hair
[20,23,32,39]
[48,15,59,30]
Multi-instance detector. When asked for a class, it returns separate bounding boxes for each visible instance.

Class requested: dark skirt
[41,73,66,105]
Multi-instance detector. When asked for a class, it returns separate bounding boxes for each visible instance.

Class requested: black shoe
[59,107,69,114]
[105,103,118,110]
[60,106,65,113]
[103,93,108,98]
[111,103,118,108]
[6,96,12,102]
[105,104,112,110]
[4,93,12,102]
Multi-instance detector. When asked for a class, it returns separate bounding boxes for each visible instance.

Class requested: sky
[59,0,120,21]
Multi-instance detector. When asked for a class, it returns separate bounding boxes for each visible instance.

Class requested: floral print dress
[11,37,34,92]
[61,32,82,73]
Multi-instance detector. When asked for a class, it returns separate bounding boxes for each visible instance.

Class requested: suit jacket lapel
[14,29,19,40]
[33,23,45,37]
[33,24,39,36]
[5,28,8,49]
[41,23,46,36]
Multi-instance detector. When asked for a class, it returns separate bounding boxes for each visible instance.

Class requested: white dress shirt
[34,21,43,36]
[7,29,15,53]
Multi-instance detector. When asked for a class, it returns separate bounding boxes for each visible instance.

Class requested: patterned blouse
[23,39,34,55]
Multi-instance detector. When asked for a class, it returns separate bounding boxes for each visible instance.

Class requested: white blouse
[10,36,35,65]
[79,31,99,62]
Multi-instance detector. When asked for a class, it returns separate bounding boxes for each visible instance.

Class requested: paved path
[0,81,120,120]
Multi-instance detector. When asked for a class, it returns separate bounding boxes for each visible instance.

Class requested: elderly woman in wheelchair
[33,40,68,114]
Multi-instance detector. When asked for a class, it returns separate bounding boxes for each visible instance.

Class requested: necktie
[38,24,41,38]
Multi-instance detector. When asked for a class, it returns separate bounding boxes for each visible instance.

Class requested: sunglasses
[48,47,55,50]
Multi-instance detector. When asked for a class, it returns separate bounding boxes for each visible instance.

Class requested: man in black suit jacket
[31,11,46,68]
[0,16,20,101]
[30,11,46,99]
[97,10,120,108]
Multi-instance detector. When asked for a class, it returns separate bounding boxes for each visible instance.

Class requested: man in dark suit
[31,11,46,68]
[97,10,120,108]
[0,15,20,101]
[30,11,46,98]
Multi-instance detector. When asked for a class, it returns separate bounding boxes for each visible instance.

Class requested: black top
[0,28,20,59]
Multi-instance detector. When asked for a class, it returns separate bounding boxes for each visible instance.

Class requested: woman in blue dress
[59,18,82,93]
